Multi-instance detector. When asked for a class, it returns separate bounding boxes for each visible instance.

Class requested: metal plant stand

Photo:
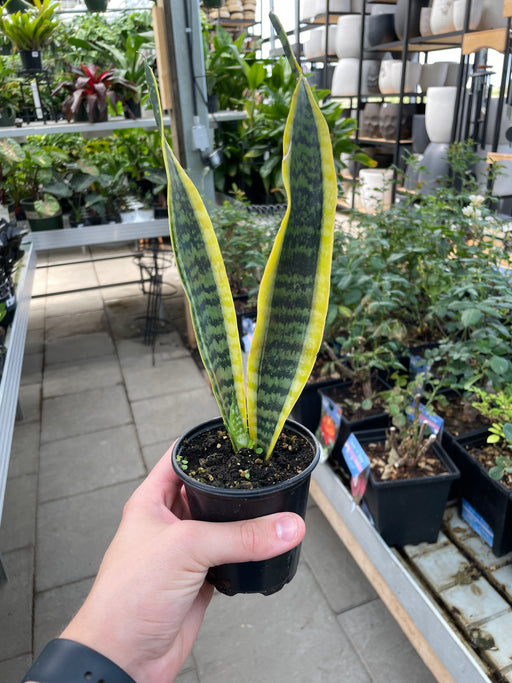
[133,239,176,360]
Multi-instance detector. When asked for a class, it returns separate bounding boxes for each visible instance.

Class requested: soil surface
[466,442,512,489]
[364,439,448,482]
[431,395,490,437]
[323,382,387,421]
[178,426,315,489]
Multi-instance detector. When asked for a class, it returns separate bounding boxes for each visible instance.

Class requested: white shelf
[27,217,170,251]
[0,110,247,138]
[0,242,36,527]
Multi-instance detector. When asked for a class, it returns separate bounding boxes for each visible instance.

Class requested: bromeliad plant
[145,13,336,459]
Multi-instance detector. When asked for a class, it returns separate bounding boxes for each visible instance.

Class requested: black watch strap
[21,638,136,683]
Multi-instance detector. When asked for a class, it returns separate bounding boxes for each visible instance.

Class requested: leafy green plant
[0,0,61,51]
[145,12,337,458]
[0,57,21,111]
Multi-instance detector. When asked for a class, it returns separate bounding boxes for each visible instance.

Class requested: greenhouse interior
[1,0,512,681]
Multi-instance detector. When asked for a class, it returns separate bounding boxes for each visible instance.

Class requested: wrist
[21,638,136,683]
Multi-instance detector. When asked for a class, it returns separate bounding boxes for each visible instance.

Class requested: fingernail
[275,515,298,542]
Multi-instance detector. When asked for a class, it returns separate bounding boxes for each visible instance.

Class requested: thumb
[181,512,306,569]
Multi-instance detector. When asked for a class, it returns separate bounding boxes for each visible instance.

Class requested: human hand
[59,444,306,683]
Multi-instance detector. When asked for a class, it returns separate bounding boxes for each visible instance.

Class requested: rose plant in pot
[145,12,337,596]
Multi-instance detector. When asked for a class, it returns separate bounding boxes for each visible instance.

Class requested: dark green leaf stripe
[145,60,246,434]
[248,79,331,454]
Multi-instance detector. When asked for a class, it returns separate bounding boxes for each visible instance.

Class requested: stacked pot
[429,0,506,34]
[331,13,381,96]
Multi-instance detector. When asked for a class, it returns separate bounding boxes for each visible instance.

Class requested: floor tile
[41,385,132,443]
[27,303,46,332]
[24,327,44,355]
[31,266,47,297]
[302,506,377,613]
[0,547,33,660]
[337,599,437,683]
[131,387,219,446]
[36,478,143,592]
[44,331,115,366]
[17,383,41,424]
[93,255,142,285]
[8,421,39,478]
[39,424,145,502]
[116,332,190,366]
[46,262,98,294]
[193,562,370,683]
[34,577,94,655]
[0,653,32,682]
[175,668,199,683]
[441,578,510,629]
[471,610,512,674]
[45,309,108,341]
[20,351,43,386]
[0,474,37,552]
[409,543,472,593]
[43,354,122,398]
[44,289,104,318]
[122,355,207,401]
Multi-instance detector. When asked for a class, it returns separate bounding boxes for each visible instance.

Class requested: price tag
[406,401,444,440]
[316,391,342,463]
[342,433,370,504]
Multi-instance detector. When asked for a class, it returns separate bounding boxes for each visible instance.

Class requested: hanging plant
[84,0,108,12]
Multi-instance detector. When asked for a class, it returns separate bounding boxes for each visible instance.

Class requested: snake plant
[145,13,336,459]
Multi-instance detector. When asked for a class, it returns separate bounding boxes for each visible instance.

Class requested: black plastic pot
[446,430,512,557]
[84,0,108,11]
[0,105,15,127]
[20,50,42,72]
[291,375,345,433]
[357,428,459,547]
[172,417,320,596]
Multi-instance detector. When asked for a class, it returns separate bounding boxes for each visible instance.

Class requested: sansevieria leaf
[246,14,337,457]
[144,62,247,443]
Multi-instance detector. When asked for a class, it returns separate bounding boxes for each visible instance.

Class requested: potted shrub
[145,11,337,596]
[0,0,61,71]
[446,387,512,556]
[0,59,21,126]
[354,392,459,546]
[51,63,139,123]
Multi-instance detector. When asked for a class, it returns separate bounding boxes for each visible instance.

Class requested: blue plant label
[241,316,256,353]
[461,500,494,548]
[342,433,370,504]
[406,401,444,440]
[316,391,342,463]
[410,354,428,381]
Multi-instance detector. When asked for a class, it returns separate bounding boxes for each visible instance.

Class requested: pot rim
[172,416,320,497]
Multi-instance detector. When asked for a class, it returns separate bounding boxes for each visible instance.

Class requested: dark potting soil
[431,395,490,437]
[178,427,315,489]
[365,440,447,482]
[466,442,512,489]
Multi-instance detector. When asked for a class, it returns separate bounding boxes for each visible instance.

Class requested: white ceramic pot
[425,86,457,143]
[390,61,422,93]
[378,59,395,94]
[359,168,394,212]
[430,0,455,34]
[304,26,337,59]
[479,0,507,29]
[369,3,396,14]
[336,14,363,59]
[301,0,316,21]
[444,62,460,86]
[331,59,380,96]
[316,0,351,12]
[452,0,484,30]
[419,62,449,91]
[417,142,450,194]
[419,7,433,35]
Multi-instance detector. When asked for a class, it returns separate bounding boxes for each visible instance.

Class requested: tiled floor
[0,243,436,682]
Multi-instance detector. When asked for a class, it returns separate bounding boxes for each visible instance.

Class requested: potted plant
[0,0,61,71]
[446,387,512,557]
[42,157,101,226]
[353,391,459,547]
[145,11,337,596]
[0,59,21,126]
[51,63,139,123]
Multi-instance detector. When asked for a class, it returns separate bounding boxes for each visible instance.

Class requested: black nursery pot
[20,50,42,72]
[172,417,321,596]
[357,428,459,547]
[446,430,512,557]
[291,376,343,433]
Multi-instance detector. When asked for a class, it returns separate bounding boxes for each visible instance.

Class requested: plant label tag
[316,391,342,463]
[30,79,44,120]
[410,354,428,381]
[342,433,370,504]
[241,315,256,353]
[461,499,494,548]
[406,401,444,440]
